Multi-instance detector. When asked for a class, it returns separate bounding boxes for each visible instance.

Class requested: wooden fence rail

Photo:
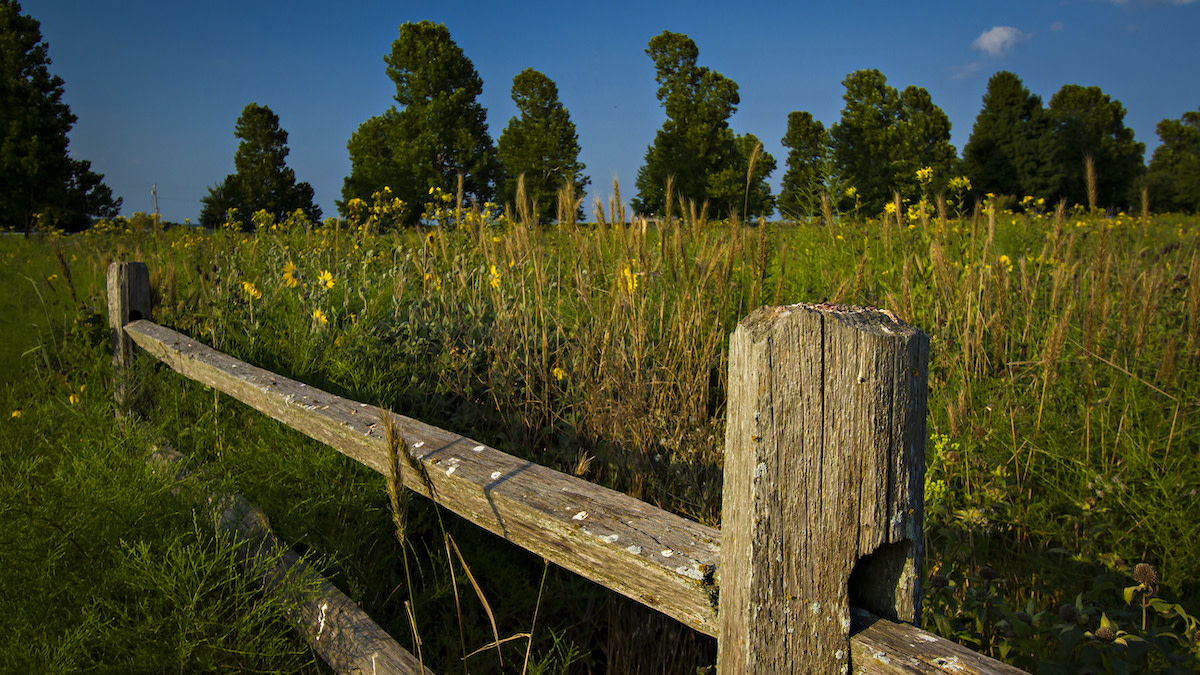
[108,262,1026,675]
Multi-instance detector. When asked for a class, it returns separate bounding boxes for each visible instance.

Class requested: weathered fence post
[107,261,151,410]
[718,303,929,674]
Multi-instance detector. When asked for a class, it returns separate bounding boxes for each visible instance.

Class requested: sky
[20,0,1200,224]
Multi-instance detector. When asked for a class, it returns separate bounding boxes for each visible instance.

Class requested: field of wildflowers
[2,174,1199,672]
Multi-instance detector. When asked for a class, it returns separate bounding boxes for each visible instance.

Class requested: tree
[830,69,957,211]
[1046,84,1144,210]
[1147,107,1200,213]
[1,0,121,234]
[342,21,497,226]
[962,71,1060,202]
[632,31,774,219]
[778,111,833,218]
[199,102,321,229]
[496,68,588,224]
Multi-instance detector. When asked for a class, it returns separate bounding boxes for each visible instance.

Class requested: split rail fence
[108,261,1026,674]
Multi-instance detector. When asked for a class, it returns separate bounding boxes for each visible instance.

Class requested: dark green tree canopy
[496,68,589,224]
[1147,107,1200,213]
[1,0,120,233]
[962,71,1059,201]
[1046,84,1145,210]
[632,31,773,219]
[199,102,321,229]
[342,21,497,225]
[778,111,833,218]
[830,69,957,211]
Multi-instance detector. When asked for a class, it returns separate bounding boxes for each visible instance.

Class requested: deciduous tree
[1,0,121,234]
[830,69,957,210]
[342,21,497,225]
[199,103,320,229]
[633,31,773,219]
[1147,107,1200,213]
[496,68,588,224]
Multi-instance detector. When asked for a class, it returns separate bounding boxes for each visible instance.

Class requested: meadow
[2,183,1198,673]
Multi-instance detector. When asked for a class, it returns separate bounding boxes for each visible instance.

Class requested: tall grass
[4,189,1199,670]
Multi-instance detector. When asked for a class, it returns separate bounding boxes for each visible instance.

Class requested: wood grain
[718,304,928,674]
[123,318,1023,674]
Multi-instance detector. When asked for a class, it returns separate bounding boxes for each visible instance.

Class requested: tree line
[4,4,1200,233]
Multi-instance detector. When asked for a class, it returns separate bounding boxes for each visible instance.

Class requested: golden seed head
[1133,563,1159,586]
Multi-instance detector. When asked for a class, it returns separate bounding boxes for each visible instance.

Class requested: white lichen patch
[625,545,643,555]
[599,533,619,544]
[809,602,821,615]
[490,471,502,480]
[675,565,703,581]
[472,445,484,452]
[573,511,588,521]
[411,441,425,449]
[660,549,674,558]
[446,465,457,476]
[754,461,769,479]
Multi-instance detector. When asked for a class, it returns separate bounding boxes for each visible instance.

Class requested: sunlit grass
[3,189,1199,670]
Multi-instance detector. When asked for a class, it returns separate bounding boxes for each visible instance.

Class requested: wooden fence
[108,261,1026,674]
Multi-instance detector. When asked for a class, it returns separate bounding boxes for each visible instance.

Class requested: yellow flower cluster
[318,270,335,289]
[241,281,262,300]
[619,266,638,294]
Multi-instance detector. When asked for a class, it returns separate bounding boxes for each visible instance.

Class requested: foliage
[1046,84,1145,211]
[830,69,957,211]
[961,71,1061,204]
[0,0,121,234]
[7,182,1200,670]
[632,31,774,219]
[341,21,497,226]
[199,102,321,230]
[496,68,589,224]
[778,110,834,219]
[1148,107,1200,213]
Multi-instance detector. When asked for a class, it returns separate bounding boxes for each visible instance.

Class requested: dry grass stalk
[1085,154,1099,212]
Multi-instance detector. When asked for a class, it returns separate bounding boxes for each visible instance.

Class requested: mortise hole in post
[129,309,144,322]
[848,539,919,623]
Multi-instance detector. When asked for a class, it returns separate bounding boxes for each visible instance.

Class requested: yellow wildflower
[10,409,21,418]
[69,393,79,405]
[318,270,335,289]
[552,366,567,381]
[884,202,898,216]
[311,308,329,326]
[241,281,262,300]
[916,166,933,186]
[619,266,638,294]
[283,261,299,288]
[489,264,501,290]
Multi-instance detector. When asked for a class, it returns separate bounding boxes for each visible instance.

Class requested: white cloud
[971,26,1029,57]
[1050,21,1065,31]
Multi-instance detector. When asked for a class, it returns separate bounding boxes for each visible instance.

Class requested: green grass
[2,194,1199,672]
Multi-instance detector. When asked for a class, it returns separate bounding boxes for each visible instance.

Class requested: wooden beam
[106,261,150,409]
[124,319,723,636]
[147,444,434,675]
[719,304,928,674]
[124,318,1026,674]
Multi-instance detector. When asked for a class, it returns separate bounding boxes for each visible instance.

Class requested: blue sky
[22,0,1200,223]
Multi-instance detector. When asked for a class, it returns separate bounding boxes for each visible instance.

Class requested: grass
[2,187,1199,672]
